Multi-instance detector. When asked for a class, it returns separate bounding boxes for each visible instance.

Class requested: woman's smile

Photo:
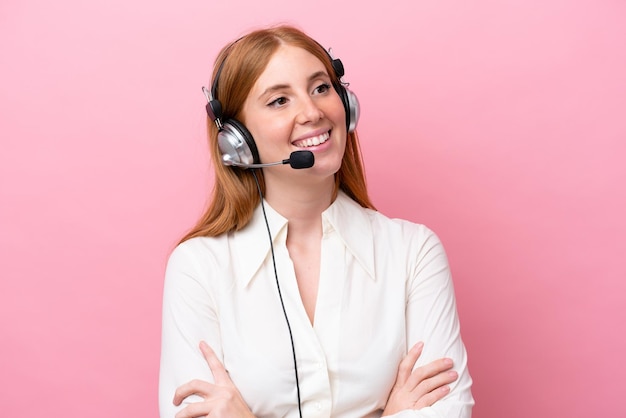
[292,131,330,148]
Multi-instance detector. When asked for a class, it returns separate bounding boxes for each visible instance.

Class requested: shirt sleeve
[158,240,222,418]
[402,225,474,418]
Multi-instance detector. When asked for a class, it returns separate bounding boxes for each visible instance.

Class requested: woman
[159,24,474,417]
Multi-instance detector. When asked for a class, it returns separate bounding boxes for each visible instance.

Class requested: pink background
[1,0,625,416]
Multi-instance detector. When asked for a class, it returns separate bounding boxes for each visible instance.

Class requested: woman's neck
[263,172,335,228]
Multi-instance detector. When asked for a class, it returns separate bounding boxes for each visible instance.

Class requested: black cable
[252,170,303,418]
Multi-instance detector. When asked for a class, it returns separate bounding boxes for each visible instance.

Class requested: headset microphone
[222,150,314,169]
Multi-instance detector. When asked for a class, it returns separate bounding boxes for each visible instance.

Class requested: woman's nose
[296,96,324,125]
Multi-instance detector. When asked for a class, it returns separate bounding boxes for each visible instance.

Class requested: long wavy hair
[181,25,375,242]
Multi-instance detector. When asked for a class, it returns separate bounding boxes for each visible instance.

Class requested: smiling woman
[159,24,474,418]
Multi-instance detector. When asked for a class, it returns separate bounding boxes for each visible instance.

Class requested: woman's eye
[268,97,288,107]
[314,83,331,94]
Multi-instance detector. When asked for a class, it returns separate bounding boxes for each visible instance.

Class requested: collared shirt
[159,192,474,417]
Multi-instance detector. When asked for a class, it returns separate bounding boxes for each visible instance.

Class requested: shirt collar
[231,191,375,288]
[231,200,288,288]
[322,192,376,280]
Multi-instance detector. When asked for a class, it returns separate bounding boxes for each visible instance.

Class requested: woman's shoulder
[336,193,443,249]
[367,207,439,241]
[166,234,230,271]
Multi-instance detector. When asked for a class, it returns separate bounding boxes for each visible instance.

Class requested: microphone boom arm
[222,151,314,170]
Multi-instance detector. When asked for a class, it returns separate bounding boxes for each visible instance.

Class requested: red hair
[181,25,375,242]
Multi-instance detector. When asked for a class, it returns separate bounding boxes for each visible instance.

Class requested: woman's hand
[173,341,255,418]
[382,342,459,416]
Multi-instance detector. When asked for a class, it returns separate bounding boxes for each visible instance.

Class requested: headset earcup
[217,118,260,166]
[335,83,360,133]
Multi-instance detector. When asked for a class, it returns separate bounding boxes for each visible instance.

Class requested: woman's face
[241,44,347,180]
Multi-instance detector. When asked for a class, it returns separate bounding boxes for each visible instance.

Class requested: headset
[201,41,360,168]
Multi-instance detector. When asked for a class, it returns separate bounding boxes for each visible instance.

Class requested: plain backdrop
[1,0,625,417]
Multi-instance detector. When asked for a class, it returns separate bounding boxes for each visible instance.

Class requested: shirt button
[316,362,323,370]
[315,401,322,410]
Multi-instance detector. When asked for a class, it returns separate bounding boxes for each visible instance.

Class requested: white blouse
[159,192,474,417]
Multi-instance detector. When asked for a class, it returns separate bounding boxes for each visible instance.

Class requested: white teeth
[296,132,330,148]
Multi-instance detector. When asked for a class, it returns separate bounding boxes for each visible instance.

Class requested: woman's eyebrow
[308,70,329,81]
[260,84,290,98]
[259,71,330,98]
